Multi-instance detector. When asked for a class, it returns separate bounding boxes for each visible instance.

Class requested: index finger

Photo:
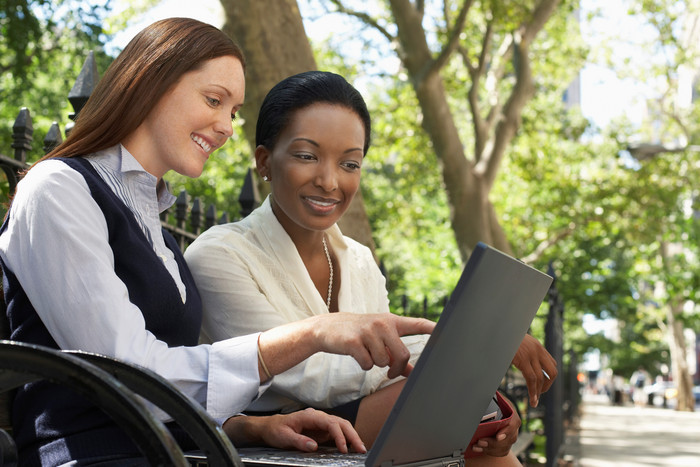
[393,316,435,337]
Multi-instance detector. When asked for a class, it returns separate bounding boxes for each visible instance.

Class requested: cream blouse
[185,196,428,413]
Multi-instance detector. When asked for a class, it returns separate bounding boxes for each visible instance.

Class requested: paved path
[562,393,700,467]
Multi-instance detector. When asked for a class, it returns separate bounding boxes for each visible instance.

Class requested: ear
[254,145,271,180]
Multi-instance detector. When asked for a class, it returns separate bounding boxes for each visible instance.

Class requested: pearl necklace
[322,235,333,310]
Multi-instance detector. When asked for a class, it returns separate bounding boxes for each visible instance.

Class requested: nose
[314,162,338,192]
[213,110,234,139]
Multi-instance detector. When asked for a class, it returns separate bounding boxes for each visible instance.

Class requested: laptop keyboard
[238,447,367,467]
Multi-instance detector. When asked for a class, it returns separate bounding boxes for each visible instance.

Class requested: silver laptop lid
[366,243,552,467]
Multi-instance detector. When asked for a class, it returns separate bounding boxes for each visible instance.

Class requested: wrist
[258,318,318,376]
[223,415,264,447]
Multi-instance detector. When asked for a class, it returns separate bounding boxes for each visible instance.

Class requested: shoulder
[335,230,376,264]
[23,158,83,182]
[343,235,373,257]
[186,201,276,256]
[331,230,384,282]
[185,220,258,263]
[14,159,90,206]
[2,158,107,248]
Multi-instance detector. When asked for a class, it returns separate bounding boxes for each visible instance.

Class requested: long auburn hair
[38,17,245,164]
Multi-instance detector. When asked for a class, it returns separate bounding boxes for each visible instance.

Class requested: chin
[181,161,207,179]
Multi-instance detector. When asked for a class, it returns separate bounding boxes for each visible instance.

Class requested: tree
[509,0,700,411]
[610,0,700,412]
[218,0,378,254]
[320,0,580,262]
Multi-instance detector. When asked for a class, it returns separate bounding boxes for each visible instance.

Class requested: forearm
[257,316,319,380]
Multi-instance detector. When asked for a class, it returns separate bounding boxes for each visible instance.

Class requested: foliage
[362,79,463,314]
[302,0,589,310]
[0,0,113,202]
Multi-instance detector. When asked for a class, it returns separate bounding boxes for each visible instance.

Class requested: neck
[269,197,327,259]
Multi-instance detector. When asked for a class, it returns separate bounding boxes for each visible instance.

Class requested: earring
[262,175,270,181]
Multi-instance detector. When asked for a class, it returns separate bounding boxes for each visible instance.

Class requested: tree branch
[520,224,576,264]
[462,19,496,161]
[428,0,474,76]
[520,0,560,46]
[477,34,534,187]
[477,0,560,189]
[327,0,396,44]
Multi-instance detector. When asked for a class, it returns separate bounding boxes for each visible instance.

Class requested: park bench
[0,310,244,466]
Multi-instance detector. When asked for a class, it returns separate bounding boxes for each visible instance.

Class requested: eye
[231,113,237,121]
[293,152,316,161]
[206,96,221,107]
[342,161,361,171]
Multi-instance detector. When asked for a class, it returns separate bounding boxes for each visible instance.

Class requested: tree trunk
[387,0,495,260]
[219,0,377,253]
[386,0,559,262]
[660,241,695,412]
[666,302,695,411]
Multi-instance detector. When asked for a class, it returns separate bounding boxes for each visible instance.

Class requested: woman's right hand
[258,313,435,381]
[222,408,367,453]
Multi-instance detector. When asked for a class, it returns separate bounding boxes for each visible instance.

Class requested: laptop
[189,242,553,467]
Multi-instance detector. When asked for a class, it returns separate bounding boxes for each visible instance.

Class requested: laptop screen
[366,243,552,467]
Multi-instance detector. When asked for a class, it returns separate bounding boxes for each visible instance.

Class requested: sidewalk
[560,393,700,467]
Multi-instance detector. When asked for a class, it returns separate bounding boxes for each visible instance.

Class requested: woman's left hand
[469,395,521,457]
[511,334,558,407]
[223,408,367,454]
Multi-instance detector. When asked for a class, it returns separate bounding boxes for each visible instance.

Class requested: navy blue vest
[0,157,203,465]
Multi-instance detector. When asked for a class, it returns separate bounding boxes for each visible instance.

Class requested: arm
[186,229,429,407]
[0,161,262,417]
[257,312,430,381]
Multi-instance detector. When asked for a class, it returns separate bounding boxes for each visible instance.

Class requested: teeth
[191,135,212,152]
[308,198,334,207]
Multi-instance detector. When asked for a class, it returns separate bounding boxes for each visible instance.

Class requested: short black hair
[255,71,371,156]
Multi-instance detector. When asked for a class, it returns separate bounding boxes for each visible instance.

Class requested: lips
[304,196,340,213]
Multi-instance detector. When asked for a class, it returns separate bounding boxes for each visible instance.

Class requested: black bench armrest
[65,350,242,467]
[0,340,188,466]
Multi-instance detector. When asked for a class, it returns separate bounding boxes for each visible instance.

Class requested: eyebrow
[210,84,232,97]
[208,84,244,112]
[292,137,363,154]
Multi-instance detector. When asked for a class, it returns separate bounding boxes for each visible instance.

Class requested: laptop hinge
[446,451,464,467]
[379,453,464,467]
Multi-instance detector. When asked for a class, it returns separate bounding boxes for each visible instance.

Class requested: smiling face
[256,103,365,239]
[122,55,245,179]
